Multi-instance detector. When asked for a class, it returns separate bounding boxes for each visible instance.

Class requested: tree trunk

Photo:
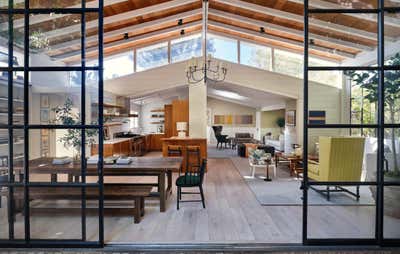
[390,108,399,173]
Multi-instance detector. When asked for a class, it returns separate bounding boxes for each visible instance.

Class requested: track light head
[124,33,129,40]
[178,19,183,26]
[180,29,185,36]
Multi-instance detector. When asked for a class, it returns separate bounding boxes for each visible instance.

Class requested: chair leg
[199,185,206,209]
[356,186,360,201]
[176,187,180,210]
[326,186,330,201]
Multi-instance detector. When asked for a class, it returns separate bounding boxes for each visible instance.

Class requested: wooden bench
[0,184,152,223]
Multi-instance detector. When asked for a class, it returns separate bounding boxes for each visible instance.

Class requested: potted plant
[347,53,400,218]
[52,97,98,160]
[276,117,285,134]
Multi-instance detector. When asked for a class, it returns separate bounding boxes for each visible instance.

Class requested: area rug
[207,145,237,158]
[231,157,375,206]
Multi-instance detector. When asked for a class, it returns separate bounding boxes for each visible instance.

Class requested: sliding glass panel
[240,41,271,70]
[136,42,168,72]
[171,34,202,63]
[207,34,238,63]
[0,14,25,67]
[29,0,91,8]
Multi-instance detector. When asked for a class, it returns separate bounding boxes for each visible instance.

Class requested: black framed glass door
[303,0,400,246]
[0,0,104,247]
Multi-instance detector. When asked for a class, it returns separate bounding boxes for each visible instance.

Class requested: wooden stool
[167,145,183,157]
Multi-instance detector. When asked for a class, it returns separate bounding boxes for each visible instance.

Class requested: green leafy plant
[276,117,285,133]
[52,97,98,157]
[346,53,400,178]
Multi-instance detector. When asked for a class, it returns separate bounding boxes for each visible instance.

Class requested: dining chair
[176,159,207,210]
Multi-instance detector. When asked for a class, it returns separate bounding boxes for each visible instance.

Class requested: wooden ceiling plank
[208,20,356,58]
[209,9,374,52]
[41,0,199,40]
[0,0,127,31]
[214,0,396,42]
[48,8,202,52]
[289,0,400,28]
[53,20,203,60]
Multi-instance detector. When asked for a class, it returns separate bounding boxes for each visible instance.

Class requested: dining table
[9,156,183,212]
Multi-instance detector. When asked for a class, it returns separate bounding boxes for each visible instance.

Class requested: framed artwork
[286,110,296,126]
[214,115,253,125]
[40,108,49,122]
[41,135,49,149]
[309,110,326,125]
[40,95,49,108]
[41,129,49,136]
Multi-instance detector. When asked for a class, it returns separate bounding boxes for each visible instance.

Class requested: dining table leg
[167,170,172,197]
[51,173,57,183]
[159,172,166,212]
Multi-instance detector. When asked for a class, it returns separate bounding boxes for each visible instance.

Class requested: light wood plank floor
[1,158,399,243]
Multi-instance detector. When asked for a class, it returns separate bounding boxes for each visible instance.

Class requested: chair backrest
[168,145,182,157]
[183,159,207,186]
[319,136,365,182]
[212,126,223,136]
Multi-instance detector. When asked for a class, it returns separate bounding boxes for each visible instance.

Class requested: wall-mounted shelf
[151,109,165,113]
[93,102,124,109]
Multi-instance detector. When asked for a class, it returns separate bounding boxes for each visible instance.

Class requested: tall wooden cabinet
[163,99,189,138]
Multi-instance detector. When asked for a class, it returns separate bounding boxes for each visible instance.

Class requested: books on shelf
[52,156,73,165]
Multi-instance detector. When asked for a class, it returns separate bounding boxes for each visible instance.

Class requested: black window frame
[303,0,400,246]
[0,0,105,248]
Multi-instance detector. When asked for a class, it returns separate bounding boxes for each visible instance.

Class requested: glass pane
[171,34,202,63]
[29,0,94,8]
[29,186,83,239]
[0,78,25,126]
[104,52,134,80]
[274,49,303,78]
[384,70,400,124]
[0,187,25,240]
[307,128,377,183]
[307,203,376,239]
[136,42,168,72]
[86,71,99,125]
[308,13,378,67]
[0,14,25,67]
[309,0,378,9]
[383,128,400,183]
[29,14,83,66]
[384,186,400,238]
[240,41,271,70]
[29,71,83,125]
[384,12,400,66]
[385,0,400,7]
[207,34,238,63]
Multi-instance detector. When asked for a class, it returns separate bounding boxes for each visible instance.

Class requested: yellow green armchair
[308,136,365,200]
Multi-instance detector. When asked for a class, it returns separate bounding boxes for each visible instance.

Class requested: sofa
[233,133,258,145]
[264,134,284,152]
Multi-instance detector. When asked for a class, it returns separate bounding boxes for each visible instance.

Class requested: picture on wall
[214,114,253,125]
[40,108,49,122]
[286,110,296,126]
[40,94,49,108]
[309,110,326,125]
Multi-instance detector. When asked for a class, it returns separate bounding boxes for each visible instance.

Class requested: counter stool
[167,145,183,157]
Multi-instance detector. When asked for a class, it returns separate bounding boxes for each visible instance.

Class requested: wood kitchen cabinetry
[148,133,164,151]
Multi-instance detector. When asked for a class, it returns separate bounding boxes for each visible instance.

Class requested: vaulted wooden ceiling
[4,0,399,64]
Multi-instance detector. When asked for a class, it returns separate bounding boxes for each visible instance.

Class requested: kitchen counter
[103,137,132,145]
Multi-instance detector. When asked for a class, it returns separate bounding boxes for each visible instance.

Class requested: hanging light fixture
[185,0,227,85]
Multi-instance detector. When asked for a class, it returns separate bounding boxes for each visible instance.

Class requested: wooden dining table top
[6,156,183,175]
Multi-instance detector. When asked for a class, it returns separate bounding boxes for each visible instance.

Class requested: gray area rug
[231,157,375,206]
[207,145,237,158]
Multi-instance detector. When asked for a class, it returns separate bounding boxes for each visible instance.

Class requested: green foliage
[52,97,98,154]
[346,53,400,172]
[276,117,285,128]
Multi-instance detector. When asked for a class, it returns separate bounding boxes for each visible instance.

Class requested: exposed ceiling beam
[40,0,199,40]
[208,20,355,58]
[0,0,127,31]
[214,0,396,42]
[48,8,202,52]
[209,9,374,52]
[289,0,400,28]
[53,20,203,60]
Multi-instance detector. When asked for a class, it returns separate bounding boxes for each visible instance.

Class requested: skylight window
[136,42,169,72]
